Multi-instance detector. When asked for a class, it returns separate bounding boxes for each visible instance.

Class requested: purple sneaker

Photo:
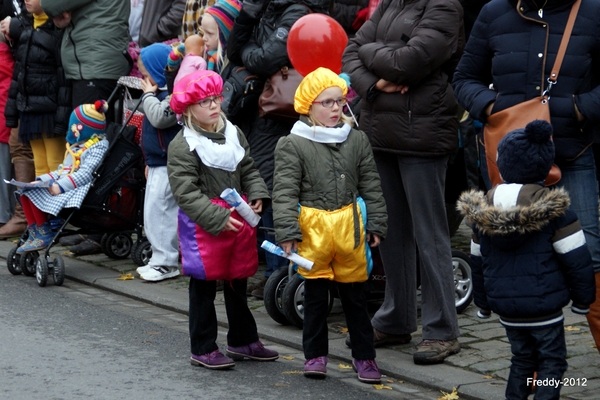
[190,350,235,370]
[226,340,279,361]
[304,356,327,378]
[353,359,381,383]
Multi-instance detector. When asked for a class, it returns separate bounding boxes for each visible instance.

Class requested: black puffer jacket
[452,0,600,161]
[342,0,464,157]
[5,15,70,137]
[227,0,330,191]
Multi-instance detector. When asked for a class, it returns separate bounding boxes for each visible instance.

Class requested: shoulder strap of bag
[516,0,580,96]
[548,0,581,84]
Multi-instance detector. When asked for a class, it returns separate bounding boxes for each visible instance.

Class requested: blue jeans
[261,206,289,277]
[505,324,567,400]
[556,147,600,273]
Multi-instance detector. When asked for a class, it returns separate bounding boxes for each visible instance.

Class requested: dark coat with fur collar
[457,184,595,328]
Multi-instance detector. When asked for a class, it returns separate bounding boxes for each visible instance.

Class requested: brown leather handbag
[483,0,581,187]
[258,66,303,121]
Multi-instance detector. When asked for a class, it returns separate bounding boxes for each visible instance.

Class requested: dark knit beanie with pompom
[497,119,555,184]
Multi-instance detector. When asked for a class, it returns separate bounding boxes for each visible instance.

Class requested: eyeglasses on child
[198,95,224,108]
[312,98,347,108]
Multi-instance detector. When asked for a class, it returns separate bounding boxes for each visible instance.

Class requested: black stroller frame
[6,79,148,287]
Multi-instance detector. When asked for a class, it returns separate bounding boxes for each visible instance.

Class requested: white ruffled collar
[290,120,351,143]
[183,117,245,172]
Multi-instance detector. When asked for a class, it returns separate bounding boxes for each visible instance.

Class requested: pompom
[94,99,108,113]
[339,72,351,89]
[525,119,553,143]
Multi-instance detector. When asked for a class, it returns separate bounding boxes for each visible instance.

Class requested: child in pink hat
[168,70,278,370]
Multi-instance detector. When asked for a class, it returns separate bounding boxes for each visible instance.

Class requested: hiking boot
[141,266,180,282]
[226,340,279,361]
[247,277,267,298]
[346,328,412,348]
[70,238,102,255]
[190,350,235,370]
[304,356,327,378]
[352,359,382,383]
[16,224,36,254]
[413,338,461,365]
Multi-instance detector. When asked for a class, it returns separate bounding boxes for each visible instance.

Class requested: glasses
[198,95,224,108]
[312,98,347,108]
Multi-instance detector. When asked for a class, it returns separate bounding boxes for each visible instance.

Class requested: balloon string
[346,105,359,128]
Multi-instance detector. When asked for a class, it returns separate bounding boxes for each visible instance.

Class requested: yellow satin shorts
[297,202,370,283]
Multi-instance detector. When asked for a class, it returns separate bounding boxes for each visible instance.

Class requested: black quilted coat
[5,15,71,138]
[453,0,600,161]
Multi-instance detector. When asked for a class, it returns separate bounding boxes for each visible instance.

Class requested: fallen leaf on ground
[338,363,353,370]
[483,375,493,379]
[564,326,580,332]
[117,273,134,280]
[339,327,348,334]
[373,384,392,390]
[281,355,294,360]
[274,383,290,387]
[282,370,303,375]
[438,387,459,400]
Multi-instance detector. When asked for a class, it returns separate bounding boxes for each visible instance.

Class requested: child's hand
[223,208,243,232]
[141,77,157,94]
[48,183,62,196]
[249,199,262,214]
[366,232,381,247]
[144,165,148,180]
[53,12,71,29]
[1,16,11,40]
[280,240,298,255]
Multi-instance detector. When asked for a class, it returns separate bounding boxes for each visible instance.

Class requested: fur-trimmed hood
[457,185,571,237]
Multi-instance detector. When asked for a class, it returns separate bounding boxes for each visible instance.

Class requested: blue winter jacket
[457,184,596,329]
[453,0,600,161]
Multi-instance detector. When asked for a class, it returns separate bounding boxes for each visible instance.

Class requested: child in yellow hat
[272,67,387,383]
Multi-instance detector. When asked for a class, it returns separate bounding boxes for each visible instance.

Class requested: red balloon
[287,14,348,77]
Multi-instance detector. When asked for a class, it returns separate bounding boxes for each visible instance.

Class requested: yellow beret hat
[294,67,348,115]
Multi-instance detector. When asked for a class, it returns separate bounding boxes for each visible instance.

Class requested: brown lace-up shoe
[413,338,461,365]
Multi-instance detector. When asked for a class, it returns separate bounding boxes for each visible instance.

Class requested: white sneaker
[136,265,152,275]
[141,266,180,282]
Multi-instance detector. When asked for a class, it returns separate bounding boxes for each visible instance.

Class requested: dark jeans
[505,324,567,400]
[188,277,259,356]
[303,279,375,360]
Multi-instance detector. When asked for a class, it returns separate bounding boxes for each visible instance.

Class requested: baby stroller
[6,84,146,286]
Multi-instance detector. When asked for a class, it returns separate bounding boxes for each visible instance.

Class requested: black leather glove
[241,0,266,19]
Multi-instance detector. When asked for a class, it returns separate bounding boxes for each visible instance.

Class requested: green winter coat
[41,0,130,80]
[167,117,270,236]
[273,118,387,244]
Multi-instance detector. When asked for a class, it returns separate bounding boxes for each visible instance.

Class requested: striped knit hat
[205,0,242,50]
[66,100,108,144]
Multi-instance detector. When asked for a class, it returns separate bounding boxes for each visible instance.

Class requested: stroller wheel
[36,256,48,287]
[20,251,39,277]
[131,238,152,266]
[6,246,22,275]
[452,249,474,314]
[263,266,291,326]
[101,233,133,259]
[52,255,65,286]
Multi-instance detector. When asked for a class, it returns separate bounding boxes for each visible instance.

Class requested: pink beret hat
[170,70,224,114]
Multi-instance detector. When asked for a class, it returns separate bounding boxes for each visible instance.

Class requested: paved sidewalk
[1,222,599,400]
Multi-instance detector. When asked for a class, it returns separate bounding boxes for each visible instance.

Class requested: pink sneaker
[353,359,381,383]
[304,356,327,378]
[190,350,235,370]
